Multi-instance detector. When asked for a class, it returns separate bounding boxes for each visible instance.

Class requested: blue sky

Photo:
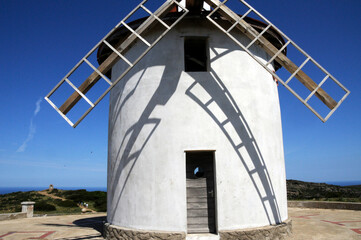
[0,0,360,188]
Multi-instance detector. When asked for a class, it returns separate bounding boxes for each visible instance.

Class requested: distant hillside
[0,189,106,214]
[1,181,360,214]
[287,180,361,202]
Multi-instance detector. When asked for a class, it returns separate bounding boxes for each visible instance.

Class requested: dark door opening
[186,151,216,233]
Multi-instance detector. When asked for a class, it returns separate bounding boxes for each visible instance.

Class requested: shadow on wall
[185,47,282,225]
[107,42,281,225]
[108,64,182,224]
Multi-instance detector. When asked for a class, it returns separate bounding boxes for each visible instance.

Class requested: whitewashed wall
[107,18,288,233]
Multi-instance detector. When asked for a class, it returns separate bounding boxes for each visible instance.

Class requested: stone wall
[219,219,292,240]
[104,220,292,240]
[0,212,27,221]
[104,223,186,240]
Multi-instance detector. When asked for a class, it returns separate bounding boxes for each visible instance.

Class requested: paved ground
[0,208,360,239]
[0,213,105,240]
[289,207,361,240]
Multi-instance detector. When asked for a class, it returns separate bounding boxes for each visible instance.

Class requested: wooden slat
[188,223,215,229]
[187,186,214,196]
[59,1,179,114]
[186,179,214,188]
[187,181,214,187]
[188,217,215,225]
[188,224,215,233]
[205,0,337,110]
[187,196,208,203]
[187,187,208,197]
[187,227,211,233]
[187,209,215,217]
[187,201,215,209]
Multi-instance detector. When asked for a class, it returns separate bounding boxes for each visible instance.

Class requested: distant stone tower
[49,184,54,192]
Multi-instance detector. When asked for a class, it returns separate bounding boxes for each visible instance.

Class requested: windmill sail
[204,0,350,122]
[45,0,189,127]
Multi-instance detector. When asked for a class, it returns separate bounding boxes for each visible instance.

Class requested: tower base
[104,220,292,240]
[104,223,185,240]
[219,219,292,240]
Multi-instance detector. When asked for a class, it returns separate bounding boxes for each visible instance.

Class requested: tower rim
[97,12,286,71]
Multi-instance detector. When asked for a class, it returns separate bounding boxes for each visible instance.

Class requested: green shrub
[51,188,59,193]
[62,190,106,203]
[94,199,107,212]
[35,201,56,211]
[14,205,22,212]
[57,200,78,208]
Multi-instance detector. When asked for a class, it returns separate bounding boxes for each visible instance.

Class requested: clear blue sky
[0,0,360,188]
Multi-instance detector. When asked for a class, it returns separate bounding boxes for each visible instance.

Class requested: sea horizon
[1,180,360,195]
[0,186,107,195]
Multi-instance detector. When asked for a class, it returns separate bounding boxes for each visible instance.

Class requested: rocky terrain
[287,180,361,202]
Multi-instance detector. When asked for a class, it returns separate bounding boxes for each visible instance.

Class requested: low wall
[0,202,35,221]
[0,212,27,221]
[288,201,361,211]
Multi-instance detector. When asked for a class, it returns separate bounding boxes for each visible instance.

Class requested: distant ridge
[1,181,360,202]
[0,186,106,195]
[287,179,361,202]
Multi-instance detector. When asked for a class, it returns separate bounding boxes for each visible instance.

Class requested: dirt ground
[0,208,360,239]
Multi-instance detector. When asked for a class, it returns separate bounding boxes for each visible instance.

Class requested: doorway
[186,151,216,233]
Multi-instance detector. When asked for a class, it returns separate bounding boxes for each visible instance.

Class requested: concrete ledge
[219,219,292,240]
[0,212,27,221]
[104,223,186,240]
[288,201,361,211]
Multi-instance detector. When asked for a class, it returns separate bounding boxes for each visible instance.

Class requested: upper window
[184,37,209,72]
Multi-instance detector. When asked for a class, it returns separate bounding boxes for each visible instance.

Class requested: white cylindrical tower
[103,14,291,240]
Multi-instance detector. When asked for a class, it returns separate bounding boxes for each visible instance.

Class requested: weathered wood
[186,151,216,234]
[186,178,213,188]
[187,209,215,217]
[188,201,215,209]
[188,217,215,225]
[205,0,337,110]
[187,187,209,197]
[187,197,208,203]
[59,1,179,114]
[187,226,213,233]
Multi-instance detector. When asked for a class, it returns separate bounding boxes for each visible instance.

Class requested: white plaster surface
[107,17,288,233]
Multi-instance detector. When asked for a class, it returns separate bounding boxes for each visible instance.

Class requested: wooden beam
[186,0,204,13]
[205,0,337,110]
[59,1,179,115]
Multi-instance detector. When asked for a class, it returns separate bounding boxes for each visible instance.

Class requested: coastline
[0,186,107,195]
[0,180,360,195]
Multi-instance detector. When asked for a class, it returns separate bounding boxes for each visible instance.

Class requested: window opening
[184,37,208,72]
[193,166,205,178]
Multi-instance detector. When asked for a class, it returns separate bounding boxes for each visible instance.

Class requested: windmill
[45,0,349,239]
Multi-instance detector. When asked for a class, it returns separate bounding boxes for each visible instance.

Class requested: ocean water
[0,186,107,195]
[1,181,360,195]
[325,181,361,186]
